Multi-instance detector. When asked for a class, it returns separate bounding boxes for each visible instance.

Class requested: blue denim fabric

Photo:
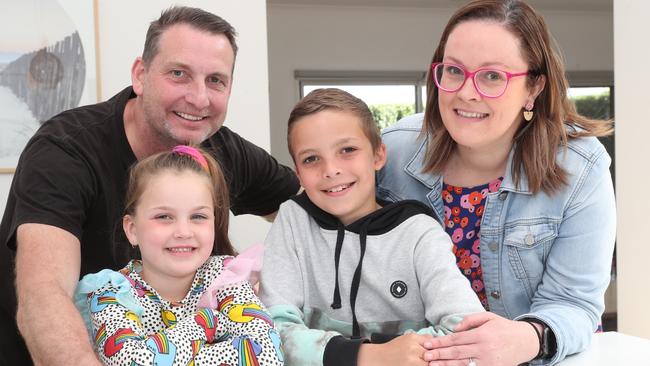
[377,114,616,365]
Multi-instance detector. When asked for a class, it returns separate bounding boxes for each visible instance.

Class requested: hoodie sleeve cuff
[323,335,367,366]
[370,333,399,344]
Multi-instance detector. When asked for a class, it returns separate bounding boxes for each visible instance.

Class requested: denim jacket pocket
[503,222,558,282]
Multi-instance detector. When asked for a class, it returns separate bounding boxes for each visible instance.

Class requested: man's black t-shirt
[0,87,299,364]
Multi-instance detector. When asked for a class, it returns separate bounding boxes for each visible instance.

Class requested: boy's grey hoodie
[260,193,484,366]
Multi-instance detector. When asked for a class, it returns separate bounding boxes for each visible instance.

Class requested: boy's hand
[358,333,431,366]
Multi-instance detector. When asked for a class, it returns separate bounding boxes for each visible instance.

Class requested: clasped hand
[422,312,540,366]
[357,313,540,366]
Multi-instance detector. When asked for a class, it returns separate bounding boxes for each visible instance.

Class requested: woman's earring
[131,243,137,248]
[523,101,534,122]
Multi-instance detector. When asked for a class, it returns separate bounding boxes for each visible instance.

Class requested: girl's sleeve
[81,276,227,365]
[411,217,485,336]
[193,277,284,365]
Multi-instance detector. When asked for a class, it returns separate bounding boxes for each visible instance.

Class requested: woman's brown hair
[422,0,613,194]
[122,146,235,258]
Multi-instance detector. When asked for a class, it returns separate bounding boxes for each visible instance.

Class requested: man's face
[132,24,235,146]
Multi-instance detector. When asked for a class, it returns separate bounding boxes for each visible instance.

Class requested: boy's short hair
[287,88,381,159]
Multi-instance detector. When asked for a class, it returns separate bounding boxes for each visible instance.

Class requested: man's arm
[15,223,101,365]
[262,188,302,222]
[215,127,300,217]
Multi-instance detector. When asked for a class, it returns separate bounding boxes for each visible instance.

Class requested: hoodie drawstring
[330,222,345,309]
[330,219,369,339]
[350,221,369,339]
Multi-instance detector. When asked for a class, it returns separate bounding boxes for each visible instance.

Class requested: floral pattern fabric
[443,178,503,310]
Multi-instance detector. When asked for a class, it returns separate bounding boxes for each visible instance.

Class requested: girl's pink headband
[172,145,209,173]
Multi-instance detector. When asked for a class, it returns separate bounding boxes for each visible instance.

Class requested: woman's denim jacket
[377,114,616,365]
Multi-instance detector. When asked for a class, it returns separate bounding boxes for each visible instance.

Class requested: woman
[377,1,615,365]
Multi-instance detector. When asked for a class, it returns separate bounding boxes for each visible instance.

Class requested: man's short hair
[287,88,381,159]
[142,6,238,65]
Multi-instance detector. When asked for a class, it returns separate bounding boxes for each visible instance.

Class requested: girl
[377,0,615,365]
[75,146,284,365]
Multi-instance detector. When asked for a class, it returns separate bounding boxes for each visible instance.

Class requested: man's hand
[15,224,101,365]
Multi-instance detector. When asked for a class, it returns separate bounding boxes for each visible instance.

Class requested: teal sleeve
[269,304,358,366]
[74,269,145,339]
[414,314,464,336]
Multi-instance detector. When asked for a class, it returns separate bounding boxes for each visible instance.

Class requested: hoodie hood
[291,192,435,234]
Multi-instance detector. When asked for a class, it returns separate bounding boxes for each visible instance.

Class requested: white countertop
[557,332,650,365]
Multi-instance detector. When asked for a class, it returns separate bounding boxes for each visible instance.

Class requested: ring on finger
[468,357,477,366]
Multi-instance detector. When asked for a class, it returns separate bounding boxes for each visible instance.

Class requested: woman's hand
[422,312,540,366]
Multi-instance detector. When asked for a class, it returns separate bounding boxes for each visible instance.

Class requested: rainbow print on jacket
[232,336,261,366]
[104,328,141,357]
[90,291,118,313]
[145,332,177,366]
[219,294,273,326]
[228,303,273,326]
[195,308,218,342]
[186,339,205,366]
[94,323,108,347]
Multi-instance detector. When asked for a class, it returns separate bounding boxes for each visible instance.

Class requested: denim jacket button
[490,290,501,299]
[524,234,535,246]
[488,241,498,251]
[498,191,508,201]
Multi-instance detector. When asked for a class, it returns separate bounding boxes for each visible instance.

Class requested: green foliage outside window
[367,92,611,131]
[571,92,611,120]
[369,103,415,131]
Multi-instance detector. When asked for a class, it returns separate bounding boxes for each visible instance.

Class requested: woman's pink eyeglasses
[432,62,529,98]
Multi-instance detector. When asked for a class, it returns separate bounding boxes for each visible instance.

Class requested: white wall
[0,176,8,218]
[614,1,650,339]
[0,0,272,250]
[267,4,613,166]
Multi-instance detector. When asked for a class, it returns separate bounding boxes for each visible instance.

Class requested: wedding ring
[468,357,477,366]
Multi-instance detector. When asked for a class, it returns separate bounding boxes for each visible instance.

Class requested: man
[0,7,299,365]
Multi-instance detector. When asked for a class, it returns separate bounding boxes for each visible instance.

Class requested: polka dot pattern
[82,256,284,365]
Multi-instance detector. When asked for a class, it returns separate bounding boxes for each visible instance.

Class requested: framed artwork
[0,0,100,173]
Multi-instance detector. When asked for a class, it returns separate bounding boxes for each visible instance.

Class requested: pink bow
[197,243,264,308]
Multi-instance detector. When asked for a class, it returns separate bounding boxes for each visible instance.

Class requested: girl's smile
[123,169,215,301]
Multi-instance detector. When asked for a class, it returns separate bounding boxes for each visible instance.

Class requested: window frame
[295,70,427,113]
[566,70,615,117]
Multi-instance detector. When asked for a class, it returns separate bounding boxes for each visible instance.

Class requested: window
[566,71,615,185]
[296,71,615,162]
[296,71,425,130]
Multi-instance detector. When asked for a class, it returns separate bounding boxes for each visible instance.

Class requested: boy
[260,89,483,366]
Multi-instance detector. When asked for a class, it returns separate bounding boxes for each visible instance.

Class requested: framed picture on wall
[0,0,100,173]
